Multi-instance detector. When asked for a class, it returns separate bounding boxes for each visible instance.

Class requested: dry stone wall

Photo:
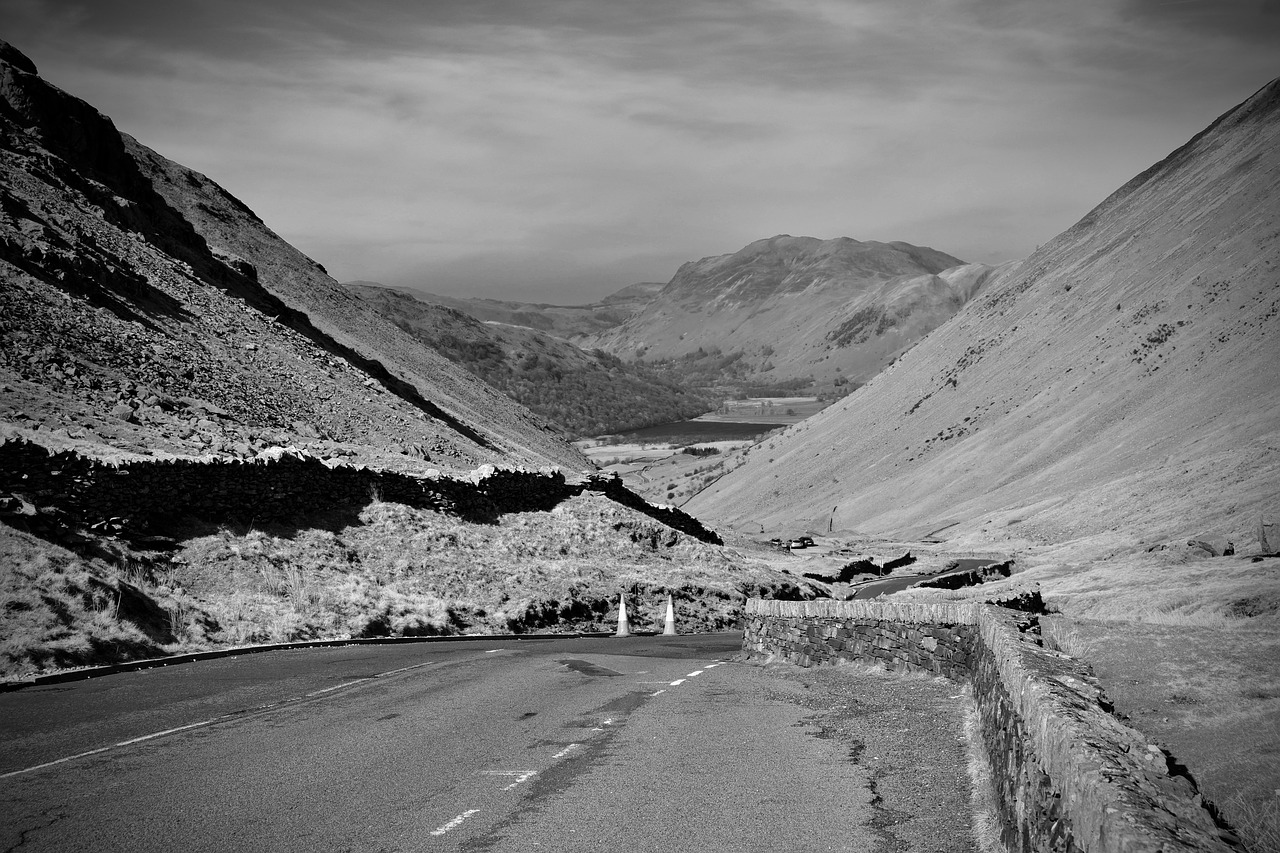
[0,437,721,543]
[743,599,1240,853]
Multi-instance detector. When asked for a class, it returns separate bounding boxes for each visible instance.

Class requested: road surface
[0,633,976,852]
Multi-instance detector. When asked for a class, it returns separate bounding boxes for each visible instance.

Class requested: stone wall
[742,599,1239,853]
[0,437,721,543]
[742,599,977,680]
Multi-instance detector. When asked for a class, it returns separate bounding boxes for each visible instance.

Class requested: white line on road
[481,770,538,790]
[430,809,480,836]
[305,679,371,697]
[552,744,580,759]
[650,689,666,697]
[687,670,704,677]
[669,679,686,686]
[2,657,463,779]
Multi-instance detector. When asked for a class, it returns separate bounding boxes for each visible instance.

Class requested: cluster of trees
[418,329,713,437]
[645,347,810,397]
[494,363,715,437]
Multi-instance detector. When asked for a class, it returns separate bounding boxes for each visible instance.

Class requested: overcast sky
[3,1,1277,302]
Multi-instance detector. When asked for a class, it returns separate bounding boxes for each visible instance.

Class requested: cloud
[2,0,1276,301]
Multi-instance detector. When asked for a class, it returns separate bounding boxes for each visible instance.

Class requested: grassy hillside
[349,286,716,437]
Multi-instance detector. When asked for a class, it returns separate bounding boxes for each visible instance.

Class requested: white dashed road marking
[669,679,686,686]
[482,770,538,790]
[1,657,466,780]
[305,679,371,698]
[552,744,581,759]
[430,809,480,836]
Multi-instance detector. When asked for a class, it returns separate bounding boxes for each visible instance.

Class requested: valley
[1,32,1278,853]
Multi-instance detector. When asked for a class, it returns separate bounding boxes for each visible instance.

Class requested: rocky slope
[347,283,714,437]
[688,78,1280,557]
[588,235,998,391]
[0,41,587,474]
[348,280,665,343]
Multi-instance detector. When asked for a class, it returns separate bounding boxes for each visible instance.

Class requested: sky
[2,1,1277,303]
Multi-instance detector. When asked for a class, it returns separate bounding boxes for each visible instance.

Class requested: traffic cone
[614,593,631,637]
[662,594,678,636]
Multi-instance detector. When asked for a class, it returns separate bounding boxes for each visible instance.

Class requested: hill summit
[589,235,1001,391]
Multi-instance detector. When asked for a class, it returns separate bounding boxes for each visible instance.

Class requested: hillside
[687,80,1280,553]
[684,84,1280,844]
[0,40,819,677]
[346,280,664,343]
[347,284,714,437]
[588,235,998,393]
[0,41,586,474]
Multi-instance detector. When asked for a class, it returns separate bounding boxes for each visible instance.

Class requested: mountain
[0,41,824,678]
[587,236,998,392]
[687,79,1280,554]
[0,41,586,474]
[346,280,665,343]
[347,283,714,437]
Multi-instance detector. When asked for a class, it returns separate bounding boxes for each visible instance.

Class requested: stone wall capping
[742,598,1238,853]
[0,435,722,544]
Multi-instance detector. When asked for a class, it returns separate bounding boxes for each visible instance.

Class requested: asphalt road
[0,633,973,852]
[855,574,932,598]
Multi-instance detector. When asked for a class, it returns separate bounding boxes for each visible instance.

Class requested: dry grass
[1038,616,1094,658]
[1223,791,1280,853]
[2,493,813,677]
[170,493,797,645]
[0,528,171,675]
[963,691,1009,853]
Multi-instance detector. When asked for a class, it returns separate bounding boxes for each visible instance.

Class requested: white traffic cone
[662,594,678,636]
[614,593,632,637]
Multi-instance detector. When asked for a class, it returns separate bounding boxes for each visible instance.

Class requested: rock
[1186,539,1221,557]
[291,420,320,439]
[1260,516,1277,555]
[111,403,136,422]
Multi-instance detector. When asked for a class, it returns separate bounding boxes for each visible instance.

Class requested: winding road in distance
[1,634,971,852]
